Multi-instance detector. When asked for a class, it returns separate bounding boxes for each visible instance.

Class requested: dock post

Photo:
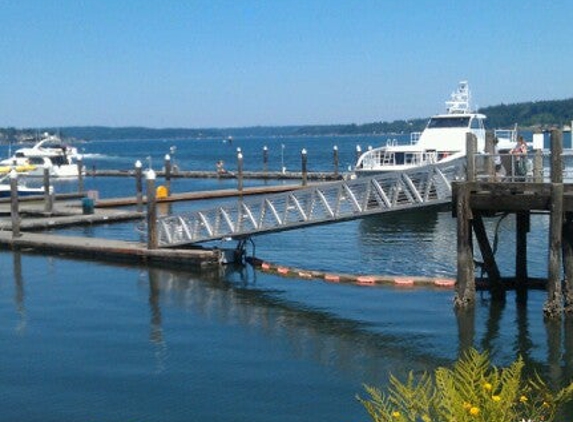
[10,170,20,238]
[164,154,171,196]
[533,149,543,183]
[515,211,530,304]
[545,182,564,317]
[135,160,143,212]
[466,133,477,182]
[333,145,339,178]
[43,163,52,213]
[550,129,563,184]
[544,130,564,317]
[454,183,475,309]
[146,169,158,249]
[484,131,495,181]
[263,146,268,174]
[237,148,243,193]
[562,212,573,313]
[301,148,308,186]
[77,154,84,194]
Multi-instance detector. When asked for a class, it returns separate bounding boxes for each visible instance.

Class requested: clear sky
[0,0,571,128]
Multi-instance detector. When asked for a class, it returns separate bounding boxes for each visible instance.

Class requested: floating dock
[0,230,221,269]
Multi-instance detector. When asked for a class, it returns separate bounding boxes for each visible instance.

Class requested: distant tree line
[1,97,572,142]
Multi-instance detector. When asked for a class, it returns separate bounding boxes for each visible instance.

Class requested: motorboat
[354,81,515,175]
[0,133,83,178]
[0,174,44,198]
[24,156,83,178]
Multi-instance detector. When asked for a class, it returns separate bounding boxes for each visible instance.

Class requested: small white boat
[0,174,44,198]
[0,133,83,178]
[354,81,515,176]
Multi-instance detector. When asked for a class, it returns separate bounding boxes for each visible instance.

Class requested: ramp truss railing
[156,158,465,247]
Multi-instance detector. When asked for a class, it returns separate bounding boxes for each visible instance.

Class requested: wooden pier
[0,175,305,269]
[0,231,221,269]
[453,130,573,318]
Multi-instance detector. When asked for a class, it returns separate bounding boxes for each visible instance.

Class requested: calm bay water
[1,134,573,421]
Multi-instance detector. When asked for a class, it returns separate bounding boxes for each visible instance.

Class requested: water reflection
[134,265,572,386]
[12,251,26,333]
[6,254,573,393]
[135,266,454,381]
[147,268,167,373]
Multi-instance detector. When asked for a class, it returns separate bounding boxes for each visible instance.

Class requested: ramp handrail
[156,157,466,247]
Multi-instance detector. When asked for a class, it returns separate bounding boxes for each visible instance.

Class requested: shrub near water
[357,348,573,422]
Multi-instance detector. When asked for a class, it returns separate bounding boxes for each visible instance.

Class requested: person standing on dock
[216,160,227,176]
[511,136,528,177]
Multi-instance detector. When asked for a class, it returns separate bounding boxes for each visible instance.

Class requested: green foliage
[479,98,573,129]
[357,348,573,422]
[1,98,571,140]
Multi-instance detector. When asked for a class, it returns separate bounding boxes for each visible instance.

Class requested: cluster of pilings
[454,129,573,318]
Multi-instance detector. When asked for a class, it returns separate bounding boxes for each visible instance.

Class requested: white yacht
[354,81,513,175]
[0,133,83,178]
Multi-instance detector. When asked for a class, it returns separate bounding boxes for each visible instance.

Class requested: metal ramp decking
[156,157,465,247]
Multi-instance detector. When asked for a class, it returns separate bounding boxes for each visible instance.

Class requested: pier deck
[0,231,221,269]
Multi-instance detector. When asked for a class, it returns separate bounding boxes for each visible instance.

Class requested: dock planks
[0,231,221,269]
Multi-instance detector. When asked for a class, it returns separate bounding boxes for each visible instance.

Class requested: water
[1,135,573,421]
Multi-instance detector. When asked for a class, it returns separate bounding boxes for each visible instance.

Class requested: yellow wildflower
[483,382,493,391]
[519,395,528,403]
[469,406,480,416]
[492,395,501,402]
[392,411,401,418]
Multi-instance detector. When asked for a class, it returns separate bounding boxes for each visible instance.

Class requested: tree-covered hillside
[1,97,571,142]
[478,99,573,129]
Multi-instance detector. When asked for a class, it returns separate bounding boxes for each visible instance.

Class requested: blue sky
[0,0,571,128]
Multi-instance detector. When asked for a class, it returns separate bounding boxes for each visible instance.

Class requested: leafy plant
[357,348,573,422]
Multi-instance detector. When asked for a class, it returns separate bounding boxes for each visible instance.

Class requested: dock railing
[469,129,568,183]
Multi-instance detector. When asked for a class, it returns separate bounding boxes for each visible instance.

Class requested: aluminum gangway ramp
[156,158,465,247]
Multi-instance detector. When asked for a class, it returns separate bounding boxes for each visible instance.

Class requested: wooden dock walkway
[0,231,221,269]
[95,183,305,207]
[0,178,311,270]
[90,169,344,181]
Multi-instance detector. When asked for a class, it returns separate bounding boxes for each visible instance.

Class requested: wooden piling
[164,154,172,196]
[515,211,530,304]
[135,160,143,212]
[237,150,244,192]
[533,149,543,183]
[551,129,563,183]
[10,171,20,238]
[43,165,52,213]
[562,212,573,313]
[146,170,158,249]
[454,183,475,308]
[545,182,564,317]
[263,146,268,173]
[301,148,308,187]
[466,133,477,182]
[484,131,495,182]
[77,155,84,194]
[333,145,339,178]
